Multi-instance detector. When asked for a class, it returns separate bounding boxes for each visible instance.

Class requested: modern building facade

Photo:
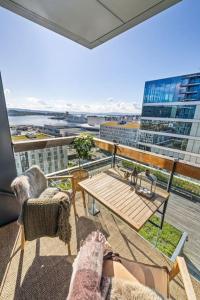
[139,73,200,164]
[14,146,68,175]
[100,121,139,147]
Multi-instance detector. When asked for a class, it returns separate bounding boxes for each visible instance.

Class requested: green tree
[73,133,95,167]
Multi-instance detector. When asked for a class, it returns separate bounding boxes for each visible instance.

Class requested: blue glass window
[143,74,200,104]
[142,105,196,119]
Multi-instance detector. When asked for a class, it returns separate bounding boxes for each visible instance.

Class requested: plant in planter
[73,133,95,168]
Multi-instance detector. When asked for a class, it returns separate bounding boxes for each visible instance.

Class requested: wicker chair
[11,166,74,253]
[69,169,89,214]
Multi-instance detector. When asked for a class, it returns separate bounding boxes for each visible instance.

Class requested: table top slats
[117,194,139,212]
[95,179,128,198]
[108,186,135,205]
[79,169,169,231]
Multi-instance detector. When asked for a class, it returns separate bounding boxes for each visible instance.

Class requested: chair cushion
[39,187,60,200]
[107,278,163,300]
[103,258,169,299]
[120,258,169,298]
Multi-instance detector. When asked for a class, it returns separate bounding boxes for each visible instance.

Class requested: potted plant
[73,133,95,168]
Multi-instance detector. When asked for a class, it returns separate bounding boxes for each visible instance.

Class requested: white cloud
[5,94,141,114]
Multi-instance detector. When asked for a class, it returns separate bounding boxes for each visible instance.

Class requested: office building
[100,121,139,147]
[139,73,200,164]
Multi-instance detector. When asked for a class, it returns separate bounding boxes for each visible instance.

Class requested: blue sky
[1,0,200,113]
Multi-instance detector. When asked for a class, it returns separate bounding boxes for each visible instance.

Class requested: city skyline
[1,0,200,113]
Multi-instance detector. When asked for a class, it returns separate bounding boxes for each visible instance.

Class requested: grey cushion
[39,187,60,200]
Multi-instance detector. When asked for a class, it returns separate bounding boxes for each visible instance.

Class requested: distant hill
[7,108,141,117]
[8,108,65,117]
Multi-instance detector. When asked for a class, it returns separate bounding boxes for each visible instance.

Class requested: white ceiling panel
[99,0,161,22]
[6,0,122,42]
[0,0,181,48]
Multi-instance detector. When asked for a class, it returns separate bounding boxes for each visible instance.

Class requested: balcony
[181,83,200,87]
[1,136,200,299]
[2,0,199,298]
[179,91,198,94]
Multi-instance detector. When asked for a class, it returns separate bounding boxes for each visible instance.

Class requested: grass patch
[139,215,182,257]
[49,180,72,191]
[12,135,29,141]
[12,133,52,141]
[121,160,200,197]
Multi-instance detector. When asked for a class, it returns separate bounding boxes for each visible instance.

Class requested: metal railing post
[112,142,118,168]
[167,159,178,192]
[158,159,178,230]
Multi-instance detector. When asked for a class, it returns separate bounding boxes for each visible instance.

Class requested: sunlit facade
[100,121,139,147]
[14,146,68,174]
[139,73,200,164]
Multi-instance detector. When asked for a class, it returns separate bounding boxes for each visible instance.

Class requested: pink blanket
[67,231,109,300]
[67,231,163,300]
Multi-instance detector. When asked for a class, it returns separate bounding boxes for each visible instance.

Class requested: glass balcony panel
[140,120,192,135]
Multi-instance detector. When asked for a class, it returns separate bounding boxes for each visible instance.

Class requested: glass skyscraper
[139,73,200,164]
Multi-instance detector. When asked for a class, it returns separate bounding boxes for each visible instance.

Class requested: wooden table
[79,169,169,231]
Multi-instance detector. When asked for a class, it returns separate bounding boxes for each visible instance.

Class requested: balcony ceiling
[1,0,181,48]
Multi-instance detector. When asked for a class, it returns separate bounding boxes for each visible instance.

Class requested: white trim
[138,142,200,158]
[139,130,200,141]
[143,101,200,107]
[141,117,200,122]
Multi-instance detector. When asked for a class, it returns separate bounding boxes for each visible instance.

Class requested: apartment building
[14,146,68,175]
[100,121,139,147]
[138,73,200,164]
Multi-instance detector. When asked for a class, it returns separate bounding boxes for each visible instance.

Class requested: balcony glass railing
[13,137,112,175]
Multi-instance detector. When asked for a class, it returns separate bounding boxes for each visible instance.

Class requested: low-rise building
[14,145,68,175]
[100,121,139,147]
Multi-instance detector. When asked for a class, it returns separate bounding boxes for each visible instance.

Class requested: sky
[0,0,200,114]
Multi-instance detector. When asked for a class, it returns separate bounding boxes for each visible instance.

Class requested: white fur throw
[106,278,164,300]
[11,165,47,223]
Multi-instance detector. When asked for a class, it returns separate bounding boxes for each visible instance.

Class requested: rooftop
[11,133,53,142]
[101,121,140,129]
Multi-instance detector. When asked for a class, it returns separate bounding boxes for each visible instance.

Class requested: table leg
[88,196,100,216]
[81,190,86,209]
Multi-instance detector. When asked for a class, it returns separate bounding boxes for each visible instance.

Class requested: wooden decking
[166,192,200,280]
[1,195,200,299]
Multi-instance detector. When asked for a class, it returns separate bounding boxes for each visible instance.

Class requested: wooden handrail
[12,137,200,180]
[12,136,76,152]
[94,138,175,171]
